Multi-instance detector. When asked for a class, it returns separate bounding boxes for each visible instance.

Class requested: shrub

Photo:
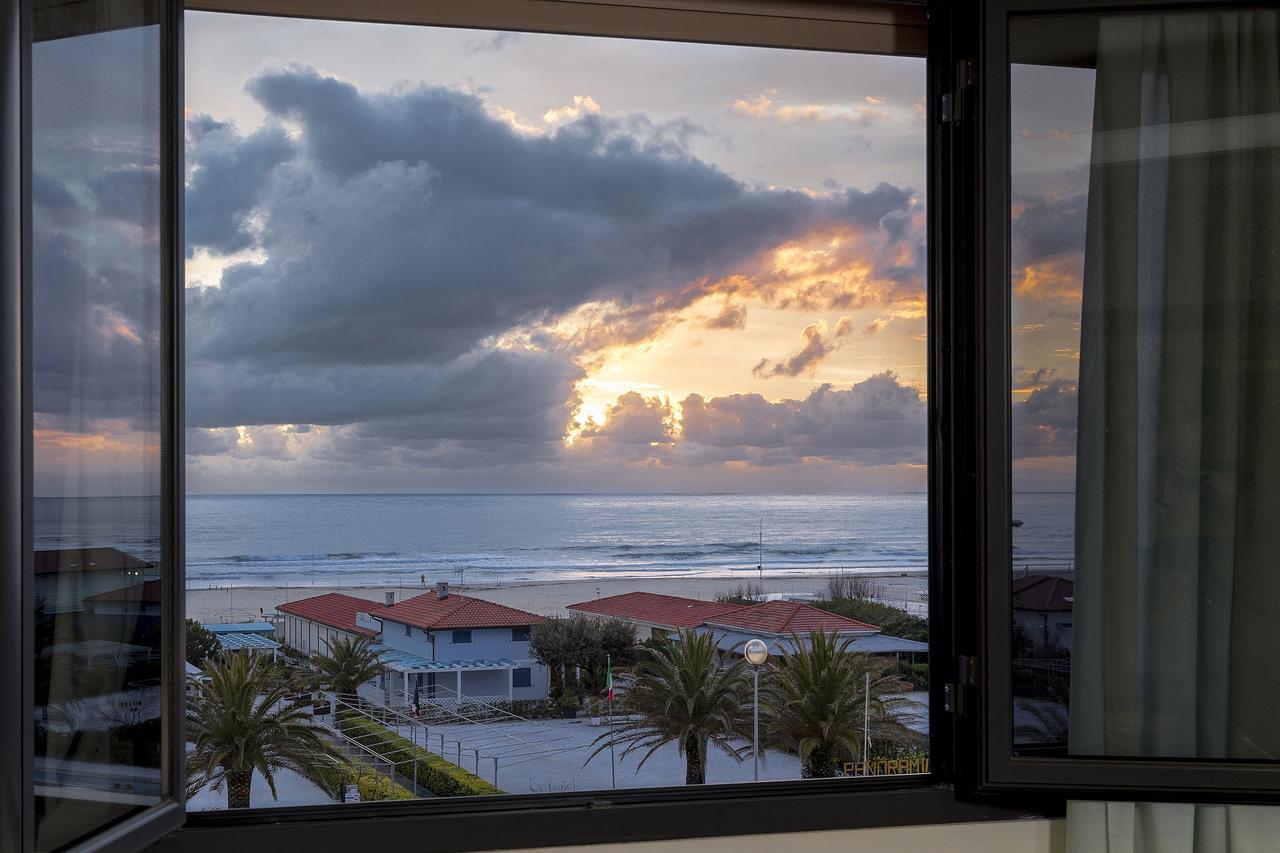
[814,597,928,643]
[348,766,413,801]
[337,712,504,797]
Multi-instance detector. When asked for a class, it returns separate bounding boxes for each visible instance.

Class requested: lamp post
[744,638,769,782]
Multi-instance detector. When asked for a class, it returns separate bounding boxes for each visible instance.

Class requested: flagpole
[607,653,616,789]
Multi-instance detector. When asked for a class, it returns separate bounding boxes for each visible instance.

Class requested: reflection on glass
[31,2,165,847]
[1010,9,1280,760]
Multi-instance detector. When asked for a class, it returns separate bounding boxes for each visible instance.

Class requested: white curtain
[1067,8,1280,852]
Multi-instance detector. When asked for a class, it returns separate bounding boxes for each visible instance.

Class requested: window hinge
[944,654,977,715]
[939,59,975,125]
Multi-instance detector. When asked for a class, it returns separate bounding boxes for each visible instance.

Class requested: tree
[591,628,750,785]
[186,653,342,808]
[761,631,919,778]
[530,616,638,702]
[313,635,385,696]
[186,619,221,666]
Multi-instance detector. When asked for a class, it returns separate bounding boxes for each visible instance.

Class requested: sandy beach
[185,570,928,624]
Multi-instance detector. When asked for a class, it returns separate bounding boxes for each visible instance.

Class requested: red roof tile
[86,579,162,603]
[705,600,879,635]
[277,593,382,637]
[566,591,746,629]
[375,592,545,631]
[35,547,152,575]
[1012,574,1074,612]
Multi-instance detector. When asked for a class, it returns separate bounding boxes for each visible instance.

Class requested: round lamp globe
[744,638,770,667]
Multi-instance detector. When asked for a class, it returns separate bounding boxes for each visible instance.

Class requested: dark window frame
[511,627,530,642]
[513,667,532,689]
[451,630,473,645]
[974,0,1280,805]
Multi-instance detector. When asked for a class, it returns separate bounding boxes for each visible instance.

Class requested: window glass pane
[31,1,166,847]
[184,12,928,809]
[1010,8,1280,761]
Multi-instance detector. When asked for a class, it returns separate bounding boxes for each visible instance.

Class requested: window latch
[944,654,976,715]
[939,59,975,125]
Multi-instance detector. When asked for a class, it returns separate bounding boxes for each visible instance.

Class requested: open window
[972,0,1280,802]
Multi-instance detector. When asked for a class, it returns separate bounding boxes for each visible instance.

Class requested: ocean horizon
[35,491,1076,589]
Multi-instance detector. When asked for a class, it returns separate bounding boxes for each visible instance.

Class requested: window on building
[451,630,473,645]
[513,668,533,689]
[511,627,530,642]
[404,623,412,637]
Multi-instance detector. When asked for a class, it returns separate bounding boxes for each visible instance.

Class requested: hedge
[337,712,504,797]
[347,766,413,801]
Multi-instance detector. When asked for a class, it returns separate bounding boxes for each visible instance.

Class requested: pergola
[374,646,523,704]
[215,631,281,660]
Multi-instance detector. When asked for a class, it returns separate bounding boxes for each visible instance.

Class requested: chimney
[436,581,449,600]
[384,592,395,607]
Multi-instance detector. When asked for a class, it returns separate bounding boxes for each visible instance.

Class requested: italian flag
[606,656,614,702]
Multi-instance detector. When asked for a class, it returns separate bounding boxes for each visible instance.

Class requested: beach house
[568,592,928,659]
[276,584,549,704]
[373,583,549,705]
[276,591,384,655]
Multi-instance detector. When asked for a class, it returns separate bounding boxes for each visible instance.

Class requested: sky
[30,14,1090,496]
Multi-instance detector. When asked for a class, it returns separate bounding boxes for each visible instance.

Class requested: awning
[374,646,522,674]
[216,633,281,652]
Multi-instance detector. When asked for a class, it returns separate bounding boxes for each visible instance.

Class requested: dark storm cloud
[176,67,930,477]
[32,170,160,436]
[1011,193,1087,268]
[679,372,927,466]
[185,115,294,256]
[1011,379,1077,457]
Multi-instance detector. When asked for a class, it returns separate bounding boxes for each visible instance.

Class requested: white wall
[379,618,550,699]
[492,818,1065,853]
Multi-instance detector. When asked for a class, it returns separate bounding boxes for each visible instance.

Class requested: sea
[33,492,1076,589]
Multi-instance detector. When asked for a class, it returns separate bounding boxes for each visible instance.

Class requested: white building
[276,591,384,654]
[374,583,548,704]
[275,583,549,703]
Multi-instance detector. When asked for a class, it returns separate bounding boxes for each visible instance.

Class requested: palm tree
[187,653,342,808]
[313,636,385,697]
[762,631,918,778]
[591,628,750,785]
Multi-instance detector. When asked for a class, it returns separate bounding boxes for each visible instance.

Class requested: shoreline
[185,569,930,623]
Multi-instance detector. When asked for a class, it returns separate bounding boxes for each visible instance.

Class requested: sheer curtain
[1066,8,1280,852]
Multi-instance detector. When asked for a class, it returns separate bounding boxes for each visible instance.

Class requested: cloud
[733,89,890,127]
[680,372,926,466]
[466,31,521,53]
[705,301,748,330]
[753,322,835,378]
[1012,379,1077,456]
[173,67,930,486]
[572,392,676,460]
[543,94,601,125]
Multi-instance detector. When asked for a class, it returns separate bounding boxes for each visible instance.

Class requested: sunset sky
[31,14,1089,496]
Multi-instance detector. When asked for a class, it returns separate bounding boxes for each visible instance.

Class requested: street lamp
[744,638,770,782]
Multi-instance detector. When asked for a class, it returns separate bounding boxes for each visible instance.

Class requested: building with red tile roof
[376,589,545,631]
[704,600,879,636]
[276,592,382,654]
[1012,574,1074,652]
[566,591,744,638]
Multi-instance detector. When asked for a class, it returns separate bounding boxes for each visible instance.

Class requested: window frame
[974,0,1280,804]
[0,0,1081,850]
[3,1,189,850]
[452,629,473,645]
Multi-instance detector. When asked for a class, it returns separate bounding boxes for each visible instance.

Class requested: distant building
[276,582,549,703]
[204,622,281,659]
[564,591,743,640]
[34,547,155,614]
[568,592,928,658]
[276,592,382,654]
[1012,574,1073,652]
[375,583,548,703]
